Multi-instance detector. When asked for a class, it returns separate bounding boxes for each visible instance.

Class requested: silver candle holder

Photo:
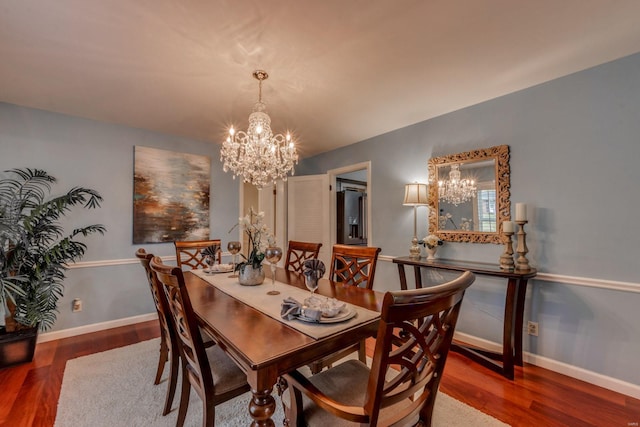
[515,220,530,271]
[499,231,515,270]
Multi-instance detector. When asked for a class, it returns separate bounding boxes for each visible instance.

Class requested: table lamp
[403,182,428,259]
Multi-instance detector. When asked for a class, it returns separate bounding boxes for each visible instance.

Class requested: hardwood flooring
[1,320,638,426]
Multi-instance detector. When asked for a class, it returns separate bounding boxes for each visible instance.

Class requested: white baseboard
[454,331,640,400]
[37,313,158,343]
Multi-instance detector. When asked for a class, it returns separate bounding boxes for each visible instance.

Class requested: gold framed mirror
[428,145,510,244]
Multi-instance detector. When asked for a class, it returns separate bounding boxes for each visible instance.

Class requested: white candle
[503,221,514,233]
[515,203,527,221]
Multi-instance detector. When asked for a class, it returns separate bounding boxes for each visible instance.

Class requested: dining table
[185,266,384,426]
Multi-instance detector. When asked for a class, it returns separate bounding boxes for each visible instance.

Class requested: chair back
[174,239,222,270]
[150,256,214,399]
[365,271,475,425]
[329,244,381,289]
[135,249,175,347]
[284,240,323,274]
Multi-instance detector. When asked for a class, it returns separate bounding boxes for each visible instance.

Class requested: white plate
[205,265,234,274]
[297,307,357,324]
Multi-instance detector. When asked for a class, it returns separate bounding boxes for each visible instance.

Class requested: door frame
[328,161,372,248]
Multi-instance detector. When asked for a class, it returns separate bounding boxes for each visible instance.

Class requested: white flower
[422,234,443,249]
[234,207,274,270]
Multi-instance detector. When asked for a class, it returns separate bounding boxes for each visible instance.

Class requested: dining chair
[329,244,381,289]
[149,256,250,427]
[284,240,323,274]
[174,239,222,270]
[308,244,382,373]
[136,248,179,416]
[281,271,475,427]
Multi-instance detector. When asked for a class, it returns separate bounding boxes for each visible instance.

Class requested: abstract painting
[133,146,210,243]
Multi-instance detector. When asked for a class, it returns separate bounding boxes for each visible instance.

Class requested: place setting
[201,244,234,274]
[280,259,357,324]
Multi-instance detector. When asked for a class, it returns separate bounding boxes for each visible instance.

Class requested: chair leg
[418,389,438,427]
[155,333,169,385]
[176,367,191,427]
[308,360,325,375]
[357,340,367,364]
[290,385,305,427]
[203,398,215,427]
[162,345,180,415]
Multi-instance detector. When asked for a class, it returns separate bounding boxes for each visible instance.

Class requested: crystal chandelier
[438,163,477,206]
[220,70,299,189]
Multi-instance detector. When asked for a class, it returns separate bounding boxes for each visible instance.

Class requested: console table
[393,256,536,380]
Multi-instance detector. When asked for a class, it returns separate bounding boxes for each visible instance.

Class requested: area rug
[55,339,508,427]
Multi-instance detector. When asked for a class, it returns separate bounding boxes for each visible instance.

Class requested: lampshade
[403,183,428,206]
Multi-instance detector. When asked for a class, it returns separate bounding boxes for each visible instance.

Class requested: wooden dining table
[185,267,384,426]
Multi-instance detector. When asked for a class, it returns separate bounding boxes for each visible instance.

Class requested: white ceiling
[2,0,640,158]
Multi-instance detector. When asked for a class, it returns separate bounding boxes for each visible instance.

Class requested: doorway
[329,162,371,249]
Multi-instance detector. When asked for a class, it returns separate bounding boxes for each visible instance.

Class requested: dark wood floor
[1,320,638,426]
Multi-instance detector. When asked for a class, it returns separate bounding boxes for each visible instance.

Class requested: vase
[426,246,438,260]
[238,264,265,286]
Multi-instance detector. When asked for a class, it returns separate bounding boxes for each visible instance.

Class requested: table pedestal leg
[249,388,276,427]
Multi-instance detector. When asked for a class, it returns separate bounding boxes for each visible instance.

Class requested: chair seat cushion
[295,360,417,427]
[205,345,247,395]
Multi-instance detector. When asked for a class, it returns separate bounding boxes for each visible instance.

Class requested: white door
[286,174,331,267]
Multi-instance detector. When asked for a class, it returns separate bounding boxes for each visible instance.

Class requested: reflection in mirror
[438,159,495,231]
[428,145,510,244]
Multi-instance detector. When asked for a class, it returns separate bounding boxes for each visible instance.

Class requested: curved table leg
[249,387,276,427]
[502,278,518,380]
[514,279,529,366]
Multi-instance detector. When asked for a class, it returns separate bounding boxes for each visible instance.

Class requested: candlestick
[500,231,515,270]
[503,220,514,233]
[515,220,530,271]
[515,203,527,221]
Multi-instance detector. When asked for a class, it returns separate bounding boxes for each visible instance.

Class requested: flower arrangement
[233,208,275,273]
[421,234,443,249]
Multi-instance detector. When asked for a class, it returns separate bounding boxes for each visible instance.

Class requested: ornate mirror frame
[428,145,510,244]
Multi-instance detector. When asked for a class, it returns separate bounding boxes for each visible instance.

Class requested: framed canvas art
[133,146,210,243]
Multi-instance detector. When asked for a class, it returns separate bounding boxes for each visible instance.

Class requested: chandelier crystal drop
[438,163,477,206]
[220,70,299,188]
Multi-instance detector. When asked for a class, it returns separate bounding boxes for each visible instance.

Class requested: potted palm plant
[0,168,105,368]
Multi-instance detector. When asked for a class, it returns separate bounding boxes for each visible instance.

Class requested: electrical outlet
[527,321,538,336]
[72,298,82,312]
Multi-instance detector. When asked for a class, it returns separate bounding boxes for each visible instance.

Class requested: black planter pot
[0,326,38,369]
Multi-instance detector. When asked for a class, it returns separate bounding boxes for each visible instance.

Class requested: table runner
[191,269,380,339]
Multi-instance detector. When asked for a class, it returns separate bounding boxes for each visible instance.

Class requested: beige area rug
[55,339,509,427]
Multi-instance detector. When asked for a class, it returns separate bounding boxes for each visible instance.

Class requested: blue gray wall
[297,52,640,388]
[0,104,240,331]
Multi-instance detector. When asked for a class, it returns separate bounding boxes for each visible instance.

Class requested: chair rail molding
[66,253,232,269]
